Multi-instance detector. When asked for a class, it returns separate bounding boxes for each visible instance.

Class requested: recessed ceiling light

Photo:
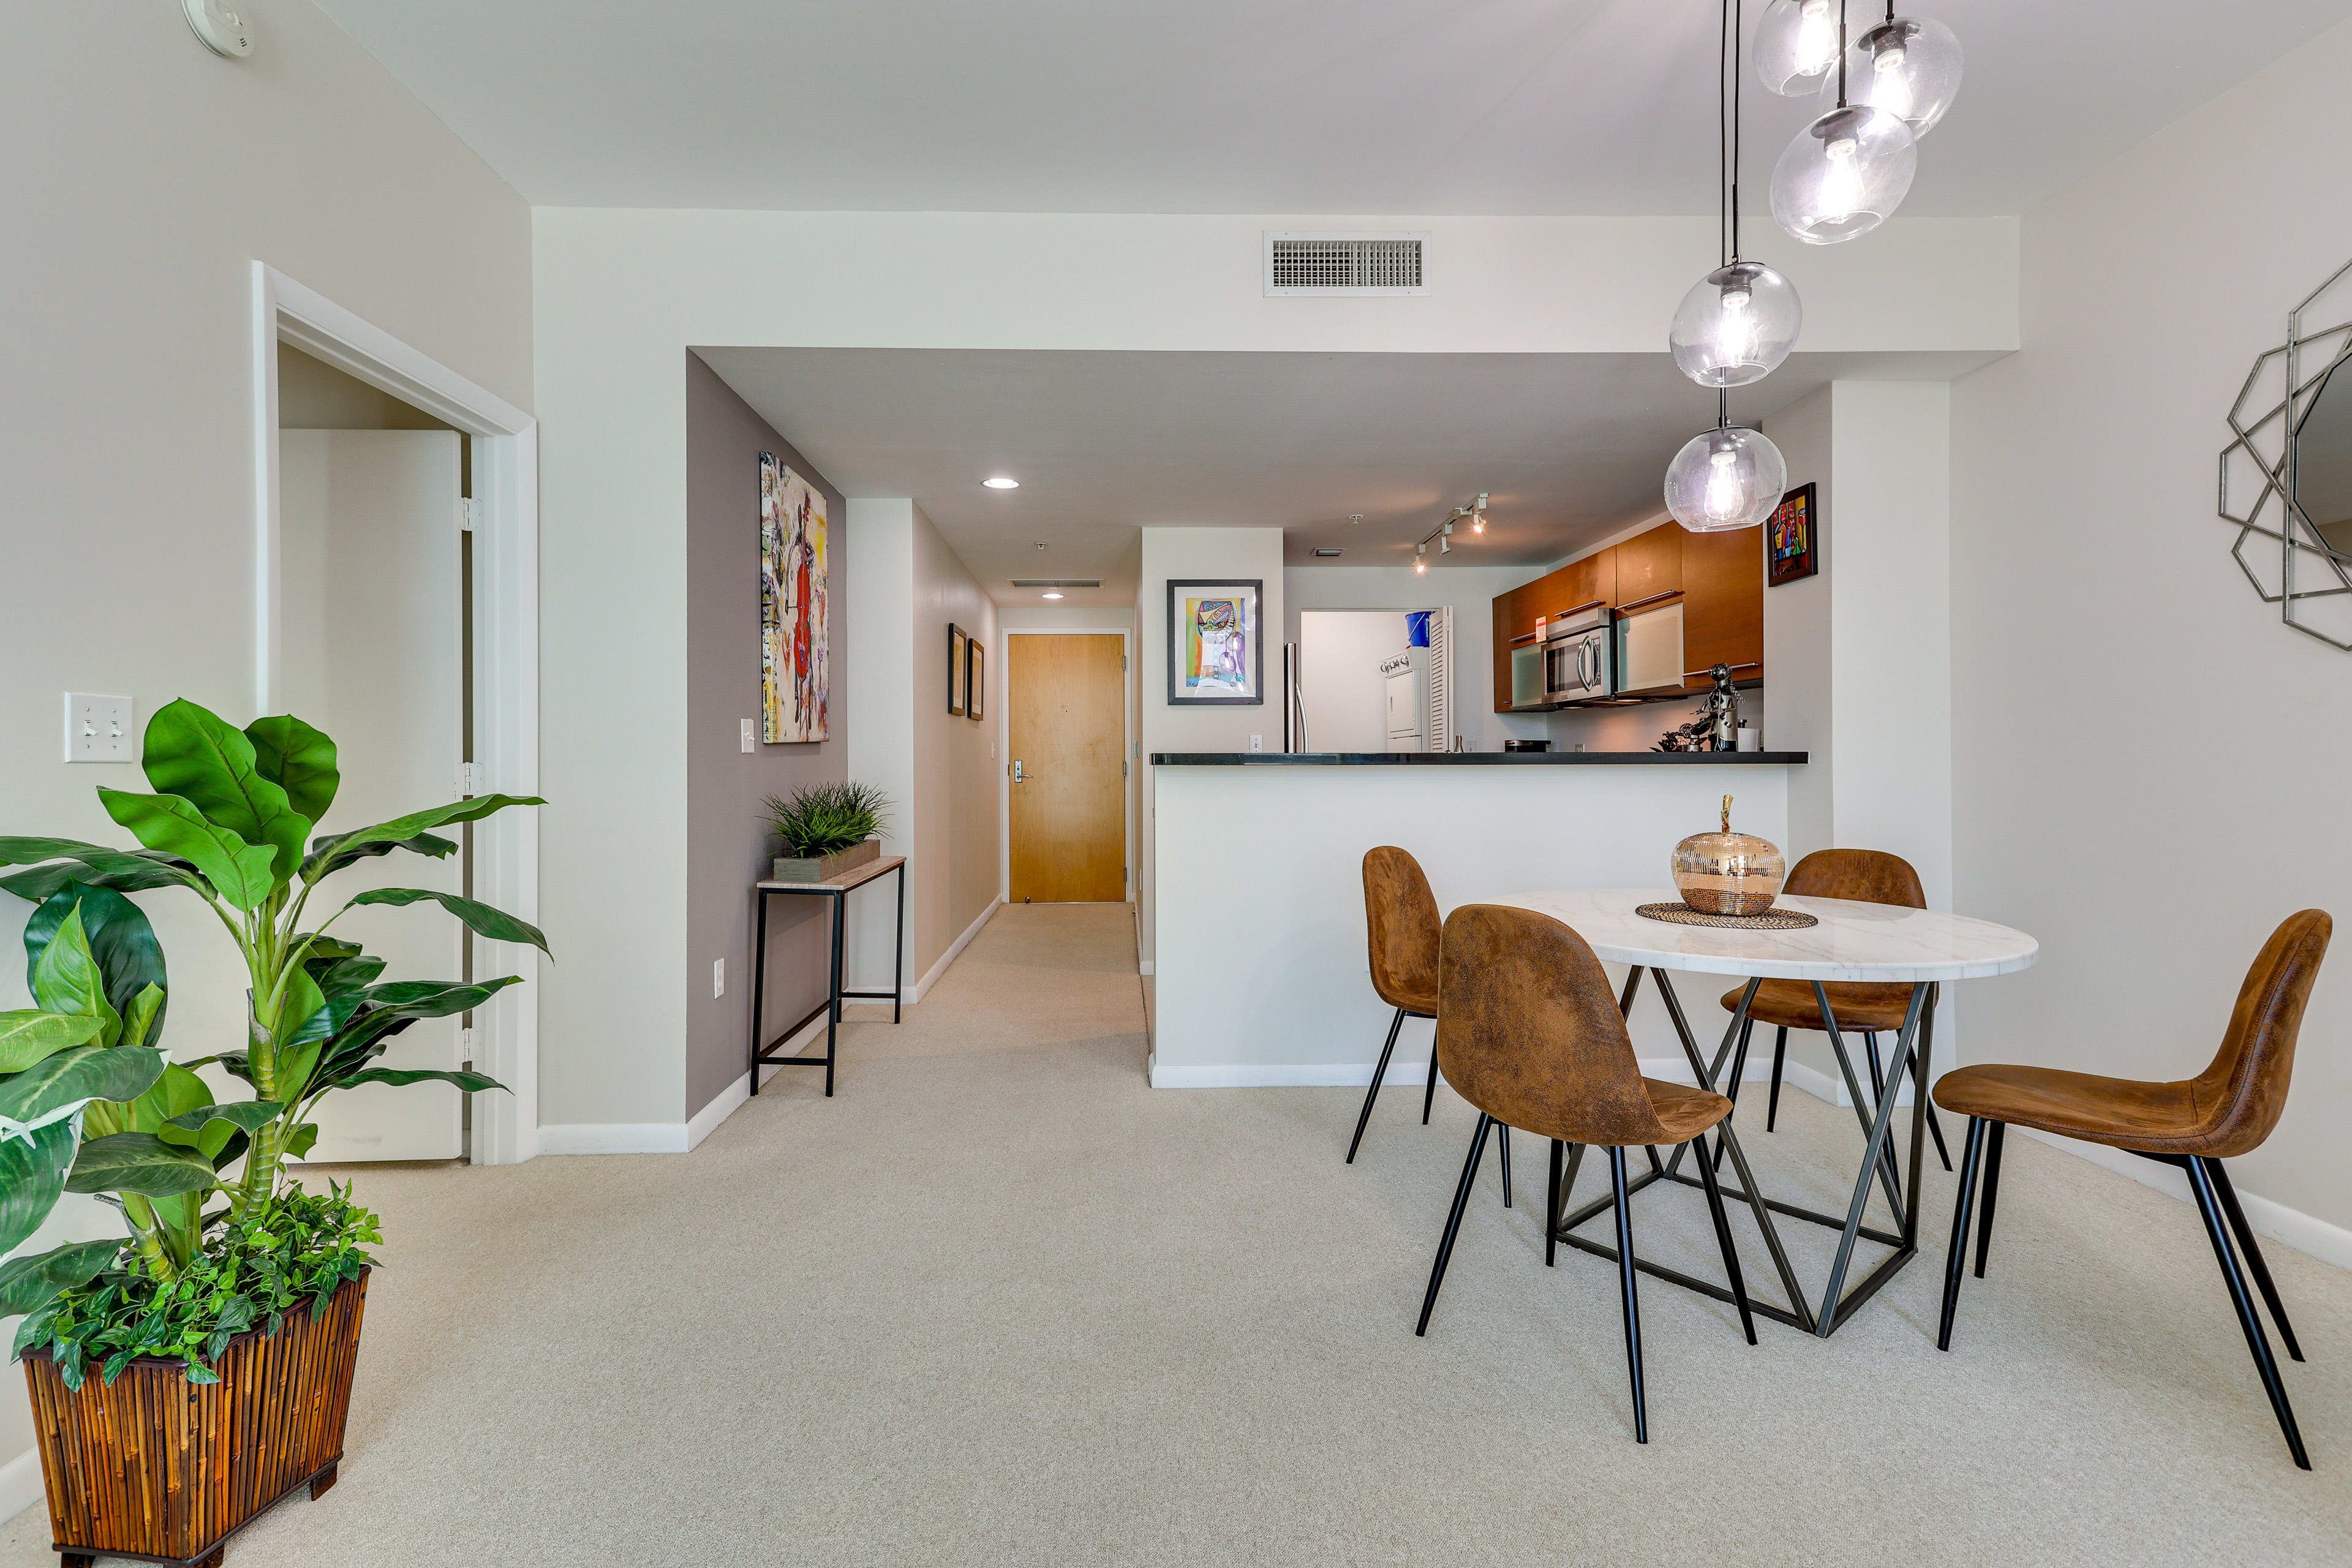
[983,477,1020,489]
[1042,591,1065,600]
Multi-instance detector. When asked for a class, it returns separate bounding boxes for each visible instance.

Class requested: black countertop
[1150,750,1807,766]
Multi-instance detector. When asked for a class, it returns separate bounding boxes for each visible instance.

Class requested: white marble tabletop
[1486,888,2039,983]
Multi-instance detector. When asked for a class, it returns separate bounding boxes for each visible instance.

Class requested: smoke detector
[184,0,257,57]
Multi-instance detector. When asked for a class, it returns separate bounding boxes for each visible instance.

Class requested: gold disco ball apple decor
[1672,795,1787,916]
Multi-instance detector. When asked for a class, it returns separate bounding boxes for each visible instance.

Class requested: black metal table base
[748,862,908,1098]
[1548,966,1938,1336]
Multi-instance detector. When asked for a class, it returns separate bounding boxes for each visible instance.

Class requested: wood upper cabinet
[1612,522,1683,611]
[1681,523,1765,692]
[1490,581,1536,711]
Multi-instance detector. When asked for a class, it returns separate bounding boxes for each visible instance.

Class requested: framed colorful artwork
[1166,579,1263,705]
[760,453,829,741]
[948,624,968,715]
[966,637,986,720]
[1766,482,1819,587]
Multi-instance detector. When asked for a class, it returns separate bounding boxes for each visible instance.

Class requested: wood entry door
[1009,634,1126,902]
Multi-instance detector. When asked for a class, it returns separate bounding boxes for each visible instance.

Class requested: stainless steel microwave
[1542,608,1615,705]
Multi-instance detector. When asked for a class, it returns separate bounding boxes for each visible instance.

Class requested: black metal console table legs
[748,861,908,1098]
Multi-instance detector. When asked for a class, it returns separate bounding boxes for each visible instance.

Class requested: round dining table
[1487,888,2039,1338]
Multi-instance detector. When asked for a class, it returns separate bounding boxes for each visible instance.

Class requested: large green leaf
[305,796,543,883]
[284,1122,320,1159]
[336,1067,505,1094]
[160,1099,282,1163]
[363,976,522,1019]
[29,907,119,1047]
[0,1121,84,1256]
[64,1133,219,1199]
[298,829,457,884]
[0,839,123,868]
[24,886,167,1036]
[140,700,311,884]
[346,889,550,956]
[309,954,387,1000]
[269,967,331,1098]
[96,791,276,910]
[124,1061,213,1136]
[0,1047,168,1126]
[0,851,198,902]
[0,1013,106,1074]
[119,984,165,1052]
[243,715,339,825]
[0,1239,124,1319]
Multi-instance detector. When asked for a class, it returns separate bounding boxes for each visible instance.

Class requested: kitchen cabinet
[1681,524,1765,693]
[1611,522,1682,612]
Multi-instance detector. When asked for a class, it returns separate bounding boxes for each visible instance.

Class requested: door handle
[1011,760,1027,782]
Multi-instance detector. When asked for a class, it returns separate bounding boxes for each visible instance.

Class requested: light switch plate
[712,959,726,998]
[64,694,134,764]
[740,719,755,754]
[1248,734,1263,753]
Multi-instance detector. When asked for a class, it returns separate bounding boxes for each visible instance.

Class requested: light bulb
[1471,513,1485,533]
[1669,262,1801,387]
[1414,552,1427,574]
[1771,103,1916,245]
[1664,425,1787,532]
[1756,0,1841,95]
[1824,17,1964,138]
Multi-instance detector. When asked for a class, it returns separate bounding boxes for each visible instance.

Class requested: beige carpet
[11,902,2350,1566]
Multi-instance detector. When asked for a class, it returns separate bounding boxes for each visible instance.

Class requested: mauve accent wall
[685,353,848,1120]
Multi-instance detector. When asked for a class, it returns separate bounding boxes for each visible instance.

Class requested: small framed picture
[1767,483,1819,587]
[947,624,968,715]
[966,637,986,720]
[1167,579,1264,705]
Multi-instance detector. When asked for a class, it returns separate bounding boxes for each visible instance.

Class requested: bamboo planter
[23,1271,368,1568]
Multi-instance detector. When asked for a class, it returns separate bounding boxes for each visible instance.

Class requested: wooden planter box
[23,1271,368,1568]
[772,839,880,883]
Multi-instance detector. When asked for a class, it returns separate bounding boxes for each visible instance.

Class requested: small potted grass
[764,783,891,882]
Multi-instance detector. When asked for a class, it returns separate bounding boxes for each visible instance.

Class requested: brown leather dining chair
[1933,910,2331,1469]
[1348,847,1511,1205]
[1416,904,1755,1443]
[1716,847,1953,1171]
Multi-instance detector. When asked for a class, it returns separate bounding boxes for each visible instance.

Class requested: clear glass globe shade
[1823,17,1963,137]
[1755,0,1841,95]
[1664,426,1787,532]
[1771,103,1917,246]
[1669,262,1803,388]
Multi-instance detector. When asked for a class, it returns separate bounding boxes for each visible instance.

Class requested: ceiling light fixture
[1772,1,1921,244]
[1754,0,1838,94]
[1413,545,1427,575]
[1826,8,1962,138]
[1415,492,1490,560]
[984,477,1020,489]
[1042,591,1065,600]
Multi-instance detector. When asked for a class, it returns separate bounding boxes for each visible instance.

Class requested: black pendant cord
[1730,0,1744,263]
[1836,0,1850,107]
[1717,386,1731,434]
[1717,0,1730,268]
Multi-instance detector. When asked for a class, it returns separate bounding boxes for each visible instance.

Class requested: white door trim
[250,262,541,1165]
[998,628,1136,905]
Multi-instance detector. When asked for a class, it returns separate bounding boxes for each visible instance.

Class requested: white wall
[1299,611,1411,752]
[1284,565,1545,753]
[0,0,531,1520]
[843,500,918,992]
[1951,17,2352,1254]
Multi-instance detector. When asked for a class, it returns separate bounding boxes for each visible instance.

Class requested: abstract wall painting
[1166,579,1263,705]
[1766,482,1819,588]
[761,453,829,742]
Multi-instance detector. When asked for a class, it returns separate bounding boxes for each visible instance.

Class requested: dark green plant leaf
[361,976,521,1019]
[0,1012,106,1074]
[243,715,339,825]
[65,1133,219,1198]
[270,967,330,1097]
[334,1067,506,1093]
[24,886,168,1039]
[96,791,276,910]
[285,1122,320,1159]
[119,985,165,1052]
[298,829,458,884]
[306,796,544,882]
[307,955,386,999]
[162,1101,281,1137]
[0,1046,168,1125]
[130,1061,214,1140]
[140,699,311,884]
[345,889,549,956]
[29,906,119,1047]
[0,1239,123,1319]
[0,1121,84,1256]
[0,838,124,868]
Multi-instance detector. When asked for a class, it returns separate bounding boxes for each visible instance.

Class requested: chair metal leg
[1713,1015,1757,1172]
[1608,1145,1647,1443]
[2185,1155,2310,1469]
[1416,1114,1493,1336]
[2206,1158,2303,1363]
[1545,1139,1564,1267]
[1863,1031,1887,1105]
[1496,1124,1513,1208]
[1973,1120,2006,1278]
[1766,1027,1789,1131]
[1422,1041,1440,1125]
[1937,1117,1989,1352]
[1913,987,1953,1172]
[1692,1136,1757,1345]
[1346,1008,1406,1164]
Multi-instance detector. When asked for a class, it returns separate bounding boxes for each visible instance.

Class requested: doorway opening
[1005,631,1131,903]
[1298,608,1454,753]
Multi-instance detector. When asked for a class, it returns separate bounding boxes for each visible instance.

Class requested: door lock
[1012,759,1027,782]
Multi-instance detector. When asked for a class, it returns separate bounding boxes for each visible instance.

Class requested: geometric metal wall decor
[2220,255,2352,651]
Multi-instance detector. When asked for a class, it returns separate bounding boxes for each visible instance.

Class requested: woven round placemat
[1635,901,1819,931]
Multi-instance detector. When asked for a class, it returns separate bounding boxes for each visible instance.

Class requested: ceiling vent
[1009,579,1101,589]
[1264,232,1430,296]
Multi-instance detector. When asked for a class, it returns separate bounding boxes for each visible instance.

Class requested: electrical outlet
[712,959,726,998]
[740,719,755,753]
[64,694,134,764]
[1248,734,1263,753]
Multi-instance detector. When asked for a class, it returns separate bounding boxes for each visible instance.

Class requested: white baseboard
[1138,959,1154,976]
[542,1011,834,1156]
[1777,1057,1913,1108]
[855,899,1000,1006]
[0,1446,42,1528]
[2015,1128,2352,1272]
[1148,1055,1779,1091]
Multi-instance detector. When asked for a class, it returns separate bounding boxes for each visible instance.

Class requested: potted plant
[0,698,544,1567]
[763,782,891,882]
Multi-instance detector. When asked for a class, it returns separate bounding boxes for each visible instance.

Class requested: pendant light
[1665,1,1788,533]
[1754,0,1840,94]
[1824,9,1962,137]
[1773,1,1915,244]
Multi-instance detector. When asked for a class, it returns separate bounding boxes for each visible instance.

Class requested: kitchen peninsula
[1147,749,1805,1087]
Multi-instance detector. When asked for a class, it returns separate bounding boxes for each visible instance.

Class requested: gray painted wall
[685,353,848,1119]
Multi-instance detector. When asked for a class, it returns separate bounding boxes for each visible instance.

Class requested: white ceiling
[694,346,1998,607]
[317,1,2352,216]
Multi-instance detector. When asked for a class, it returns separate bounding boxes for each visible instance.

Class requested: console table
[749,856,907,1098]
